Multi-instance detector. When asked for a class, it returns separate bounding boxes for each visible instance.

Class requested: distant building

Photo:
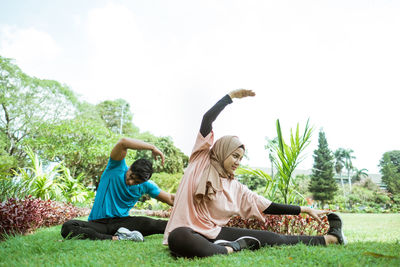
[332,172,386,190]
[254,167,386,190]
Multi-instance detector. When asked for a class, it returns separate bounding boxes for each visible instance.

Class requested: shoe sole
[214,239,229,245]
[236,236,261,250]
[117,227,131,235]
[328,213,347,245]
[117,228,144,242]
[214,236,261,250]
[335,214,347,245]
[338,215,347,245]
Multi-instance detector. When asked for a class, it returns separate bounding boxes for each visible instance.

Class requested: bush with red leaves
[137,210,329,235]
[226,214,329,236]
[0,196,90,239]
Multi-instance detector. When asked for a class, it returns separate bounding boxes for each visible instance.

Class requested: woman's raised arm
[200,89,255,137]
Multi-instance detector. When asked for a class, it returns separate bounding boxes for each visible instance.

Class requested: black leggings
[168,226,326,258]
[61,216,168,240]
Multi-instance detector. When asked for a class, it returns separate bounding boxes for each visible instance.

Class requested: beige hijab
[194,135,244,203]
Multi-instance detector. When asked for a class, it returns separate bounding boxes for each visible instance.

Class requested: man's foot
[115,227,144,242]
[327,213,347,245]
[214,236,261,252]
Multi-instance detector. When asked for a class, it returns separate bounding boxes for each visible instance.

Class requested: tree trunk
[339,172,344,188]
[347,169,352,191]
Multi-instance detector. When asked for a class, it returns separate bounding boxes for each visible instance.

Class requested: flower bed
[132,209,329,235]
[226,214,329,235]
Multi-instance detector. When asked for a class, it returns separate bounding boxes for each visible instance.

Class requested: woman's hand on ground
[228,89,256,99]
[301,206,330,223]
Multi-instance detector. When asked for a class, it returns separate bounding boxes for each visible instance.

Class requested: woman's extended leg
[216,226,326,246]
[167,227,261,258]
[61,220,112,240]
[168,227,228,258]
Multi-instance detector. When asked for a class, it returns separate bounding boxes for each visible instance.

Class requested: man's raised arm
[110,138,165,164]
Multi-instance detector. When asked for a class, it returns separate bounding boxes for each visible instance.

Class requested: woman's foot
[327,213,347,245]
[214,236,261,252]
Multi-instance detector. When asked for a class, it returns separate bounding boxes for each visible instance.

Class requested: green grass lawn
[1,213,399,267]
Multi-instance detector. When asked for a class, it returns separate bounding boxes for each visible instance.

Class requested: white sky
[1,0,399,174]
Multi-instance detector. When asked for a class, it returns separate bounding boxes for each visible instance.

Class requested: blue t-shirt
[88,158,161,221]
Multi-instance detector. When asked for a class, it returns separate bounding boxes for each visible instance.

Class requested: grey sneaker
[327,213,347,245]
[214,236,261,252]
[115,227,144,242]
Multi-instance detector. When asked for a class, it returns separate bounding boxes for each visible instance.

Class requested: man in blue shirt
[61,138,175,241]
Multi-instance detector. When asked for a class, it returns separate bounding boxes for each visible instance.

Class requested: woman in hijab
[163,89,346,258]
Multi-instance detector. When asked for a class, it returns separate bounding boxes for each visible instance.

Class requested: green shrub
[236,170,267,191]
[331,179,397,213]
[0,177,32,202]
[134,172,183,211]
[150,172,183,193]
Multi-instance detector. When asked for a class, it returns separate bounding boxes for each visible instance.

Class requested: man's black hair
[130,158,153,181]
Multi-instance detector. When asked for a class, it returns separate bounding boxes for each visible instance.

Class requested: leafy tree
[96,99,139,135]
[27,109,116,187]
[379,150,400,195]
[1,56,188,193]
[0,132,17,176]
[293,174,311,197]
[135,133,188,174]
[309,130,338,207]
[0,56,79,171]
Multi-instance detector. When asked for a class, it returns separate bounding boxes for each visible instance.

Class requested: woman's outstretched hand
[301,206,330,224]
[228,89,256,99]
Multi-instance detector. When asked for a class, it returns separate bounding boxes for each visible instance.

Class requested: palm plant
[3,147,93,204]
[236,167,279,202]
[16,147,63,200]
[352,168,368,183]
[58,165,92,204]
[267,119,313,204]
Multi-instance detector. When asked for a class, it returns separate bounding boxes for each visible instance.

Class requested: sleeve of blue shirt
[145,180,161,198]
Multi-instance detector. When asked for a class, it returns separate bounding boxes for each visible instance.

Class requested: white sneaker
[115,227,144,242]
